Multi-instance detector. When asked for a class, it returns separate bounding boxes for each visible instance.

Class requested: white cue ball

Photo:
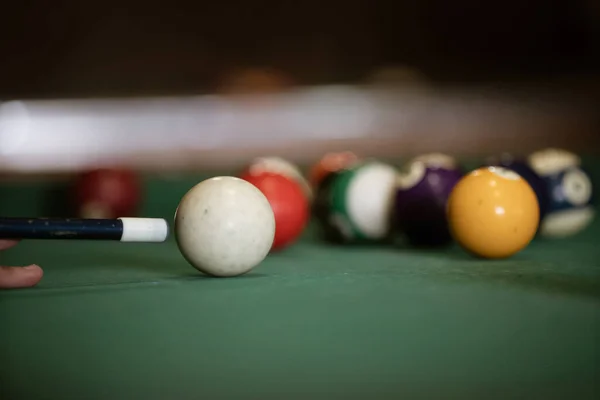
[174,176,275,277]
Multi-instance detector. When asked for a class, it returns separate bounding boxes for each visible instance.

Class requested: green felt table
[1,163,599,400]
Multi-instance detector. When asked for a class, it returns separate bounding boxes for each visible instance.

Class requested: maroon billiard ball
[71,168,141,219]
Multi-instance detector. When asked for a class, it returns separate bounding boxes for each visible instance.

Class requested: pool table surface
[1,163,599,400]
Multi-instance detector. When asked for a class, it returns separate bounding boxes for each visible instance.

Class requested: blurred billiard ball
[242,156,312,202]
[366,65,429,88]
[527,148,594,238]
[216,67,293,95]
[484,153,549,225]
[394,153,463,247]
[71,168,141,219]
[313,170,345,244]
[313,161,397,245]
[447,166,540,259]
[240,171,309,251]
[309,151,360,189]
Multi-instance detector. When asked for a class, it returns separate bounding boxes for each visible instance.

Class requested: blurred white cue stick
[0,85,595,172]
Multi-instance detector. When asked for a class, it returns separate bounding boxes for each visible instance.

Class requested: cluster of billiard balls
[310,149,594,258]
[69,148,594,277]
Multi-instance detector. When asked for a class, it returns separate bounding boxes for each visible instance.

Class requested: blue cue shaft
[0,217,169,242]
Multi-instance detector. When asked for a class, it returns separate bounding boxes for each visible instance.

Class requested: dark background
[1,0,599,98]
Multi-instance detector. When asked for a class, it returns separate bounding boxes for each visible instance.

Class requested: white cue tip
[118,218,170,242]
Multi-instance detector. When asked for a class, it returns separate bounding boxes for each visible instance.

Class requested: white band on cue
[118,218,170,242]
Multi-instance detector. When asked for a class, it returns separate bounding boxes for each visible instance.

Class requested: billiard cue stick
[0,217,169,242]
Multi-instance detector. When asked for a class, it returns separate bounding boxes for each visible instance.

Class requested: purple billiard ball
[528,148,595,238]
[394,153,463,247]
[484,153,549,222]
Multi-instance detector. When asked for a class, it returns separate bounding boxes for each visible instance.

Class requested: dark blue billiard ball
[394,153,463,247]
[528,148,595,238]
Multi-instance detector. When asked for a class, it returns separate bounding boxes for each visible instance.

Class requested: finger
[0,240,20,251]
[0,265,44,289]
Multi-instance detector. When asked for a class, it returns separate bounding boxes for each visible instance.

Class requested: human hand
[0,240,43,288]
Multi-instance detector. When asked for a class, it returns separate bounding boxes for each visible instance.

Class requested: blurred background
[0,0,599,173]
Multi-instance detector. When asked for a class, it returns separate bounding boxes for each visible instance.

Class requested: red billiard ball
[71,168,141,219]
[241,156,312,202]
[240,171,309,251]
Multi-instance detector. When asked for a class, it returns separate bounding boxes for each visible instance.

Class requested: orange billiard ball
[216,67,293,95]
[309,151,360,189]
[447,166,540,259]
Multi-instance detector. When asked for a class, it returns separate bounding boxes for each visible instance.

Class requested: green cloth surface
[1,163,599,399]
